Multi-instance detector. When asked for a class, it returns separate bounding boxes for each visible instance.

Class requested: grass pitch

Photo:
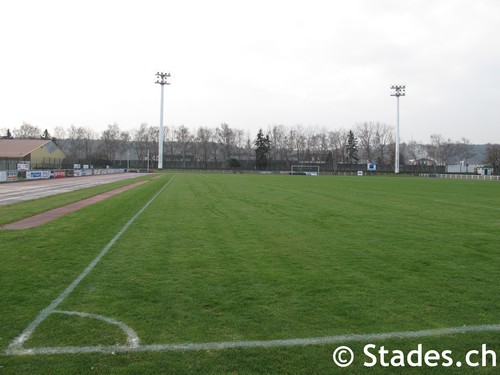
[0,173,499,373]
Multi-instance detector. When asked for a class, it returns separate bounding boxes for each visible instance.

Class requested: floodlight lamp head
[390,84,406,97]
[155,72,171,85]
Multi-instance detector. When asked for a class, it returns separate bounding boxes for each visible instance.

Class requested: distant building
[446,164,475,173]
[0,139,65,170]
[475,165,494,176]
[409,158,436,166]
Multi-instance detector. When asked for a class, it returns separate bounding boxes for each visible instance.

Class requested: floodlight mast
[390,85,405,174]
[155,72,171,169]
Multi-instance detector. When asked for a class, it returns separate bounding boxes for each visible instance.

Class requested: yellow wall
[30,142,65,168]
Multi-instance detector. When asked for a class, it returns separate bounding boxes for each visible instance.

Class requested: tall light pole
[155,72,171,169]
[390,85,405,174]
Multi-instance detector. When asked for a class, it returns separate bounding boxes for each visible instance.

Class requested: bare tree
[175,125,192,167]
[484,144,500,174]
[317,128,329,163]
[196,126,215,168]
[304,127,325,163]
[216,123,236,166]
[119,130,131,164]
[165,125,179,164]
[132,123,151,164]
[52,126,66,148]
[268,125,287,168]
[355,122,376,162]
[427,134,456,165]
[406,139,427,162]
[66,125,86,162]
[327,129,348,168]
[456,137,475,170]
[268,125,279,164]
[82,127,97,163]
[244,130,253,168]
[99,123,121,163]
[20,120,491,172]
[293,125,306,164]
[374,123,393,164]
[282,128,295,168]
[131,123,158,167]
[234,128,245,163]
[53,126,66,140]
[304,127,316,163]
[148,126,159,167]
[14,122,41,139]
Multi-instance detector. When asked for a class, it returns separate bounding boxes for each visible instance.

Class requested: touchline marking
[6,176,176,354]
[6,324,500,355]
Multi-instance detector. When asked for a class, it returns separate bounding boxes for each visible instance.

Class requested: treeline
[2,121,500,173]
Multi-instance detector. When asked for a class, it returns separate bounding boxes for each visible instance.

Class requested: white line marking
[53,310,140,348]
[6,324,500,355]
[6,176,175,353]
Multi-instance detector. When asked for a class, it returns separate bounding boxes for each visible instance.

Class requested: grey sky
[1,0,499,143]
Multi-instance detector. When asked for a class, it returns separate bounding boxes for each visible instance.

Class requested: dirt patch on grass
[1,181,148,230]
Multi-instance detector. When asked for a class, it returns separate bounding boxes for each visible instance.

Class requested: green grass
[0,173,499,374]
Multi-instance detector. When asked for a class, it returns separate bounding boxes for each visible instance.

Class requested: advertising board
[26,171,51,180]
[7,171,18,182]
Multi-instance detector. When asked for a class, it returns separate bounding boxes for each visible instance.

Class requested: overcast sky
[1,0,499,143]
